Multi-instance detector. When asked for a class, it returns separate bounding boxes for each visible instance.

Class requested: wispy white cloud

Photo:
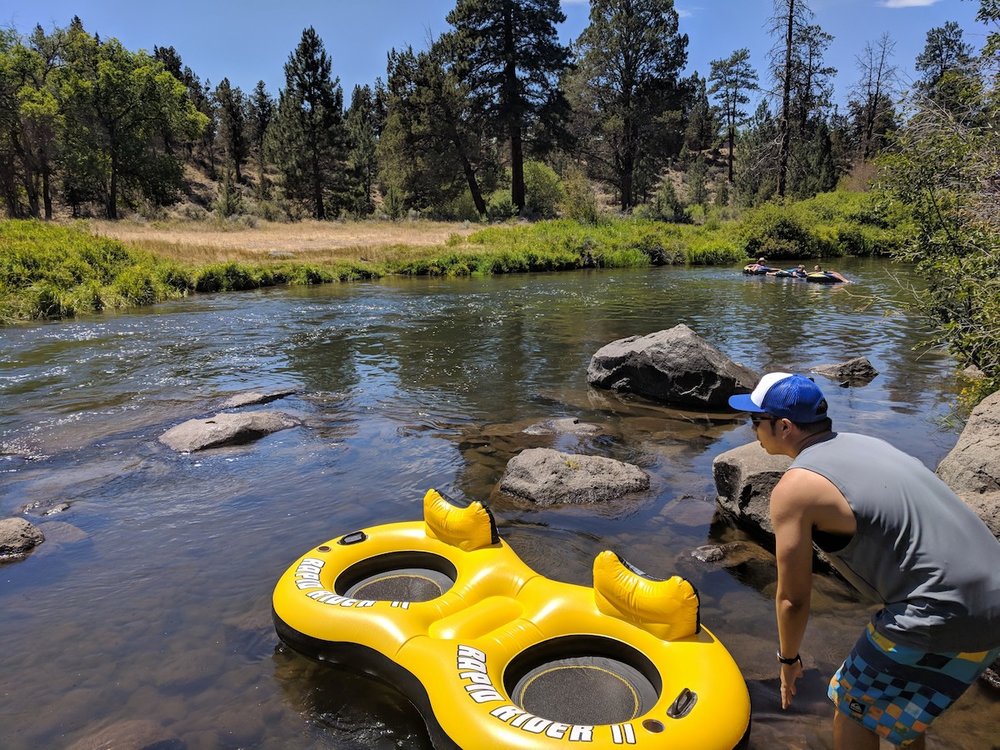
[881,0,940,8]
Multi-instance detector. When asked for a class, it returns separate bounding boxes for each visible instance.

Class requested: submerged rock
[0,517,45,561]
[587,324,758,409]
[66,719,185,750]
[159,411,298,453]
[499,447,649,505]
[522,417,603,436]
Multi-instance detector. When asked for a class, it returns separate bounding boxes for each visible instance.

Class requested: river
[1,258,996,749]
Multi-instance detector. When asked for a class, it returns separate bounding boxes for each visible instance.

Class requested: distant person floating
[743,257,781,275]
[807,264,850,284]
[767,264,808,279]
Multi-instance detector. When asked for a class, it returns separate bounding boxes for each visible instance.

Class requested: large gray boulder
[159,411,298,453]
[499,447,649,505]
[937,389,1000,537]
[587,324,758,409]
[712,442,792,536]
[0,517,45,561]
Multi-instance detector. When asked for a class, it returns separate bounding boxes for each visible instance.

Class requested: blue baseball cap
[728,372,829,423]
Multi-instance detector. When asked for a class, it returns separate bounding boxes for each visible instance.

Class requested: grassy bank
[0,191,911,323]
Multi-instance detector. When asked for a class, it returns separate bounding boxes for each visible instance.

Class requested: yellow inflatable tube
[272,490,751,749]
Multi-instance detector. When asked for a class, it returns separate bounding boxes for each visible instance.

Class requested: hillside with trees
[0,0,927,222]
[1,0,998,400]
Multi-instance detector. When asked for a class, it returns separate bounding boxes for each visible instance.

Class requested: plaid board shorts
[828,622,1000,747]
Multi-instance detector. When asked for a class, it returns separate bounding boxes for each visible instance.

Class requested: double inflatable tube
[272,490,751,749]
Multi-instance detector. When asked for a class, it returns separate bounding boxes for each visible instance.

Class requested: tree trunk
[458,150,487,216]
[510,124,525,212]
[108,154,119,219]
[502,2,525,213]
[728,122,735,183]
[778,0,795,198]
[312,144,324,220]
[42,163,53,220]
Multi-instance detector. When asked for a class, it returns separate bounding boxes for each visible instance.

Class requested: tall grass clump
[462,218,743,270]
[0,220,189,320]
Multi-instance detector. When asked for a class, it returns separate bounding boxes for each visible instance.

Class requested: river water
[1,259,996,749]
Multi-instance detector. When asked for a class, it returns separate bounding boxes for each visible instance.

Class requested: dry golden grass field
[90,219,479,265]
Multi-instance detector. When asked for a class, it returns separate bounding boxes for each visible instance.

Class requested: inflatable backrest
[592,550,700,640]
[423,489,499,552]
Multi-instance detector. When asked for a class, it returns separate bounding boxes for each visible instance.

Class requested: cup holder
[503,636,662,726]
[336,551,457,602]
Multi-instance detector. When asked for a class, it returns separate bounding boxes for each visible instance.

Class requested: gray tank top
[793,432,1000,651]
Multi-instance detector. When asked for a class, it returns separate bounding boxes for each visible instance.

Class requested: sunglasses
[749,414,777,429]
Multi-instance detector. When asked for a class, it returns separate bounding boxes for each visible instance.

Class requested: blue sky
[4,1,987,107]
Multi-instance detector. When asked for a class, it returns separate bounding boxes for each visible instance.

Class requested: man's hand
[780,660,803,709]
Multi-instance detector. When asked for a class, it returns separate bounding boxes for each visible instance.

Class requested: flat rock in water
[587,324,758,409]
[522,417,603,436]
[159,411,298,453]
[0,517,45,561]
[499,447,649,505]
[219,389,297,409]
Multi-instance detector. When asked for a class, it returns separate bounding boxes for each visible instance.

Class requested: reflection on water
[1,259,994,749]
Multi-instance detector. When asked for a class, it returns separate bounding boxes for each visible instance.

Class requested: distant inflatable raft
[272,490,751,749]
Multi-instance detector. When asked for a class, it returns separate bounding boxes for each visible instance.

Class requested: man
[728,372,1000,749]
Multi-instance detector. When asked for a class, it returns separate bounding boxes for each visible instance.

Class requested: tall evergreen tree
[270,27,350,220]
[247,80,274,198]
[446,0,571,213]
[915,21,974,95]
[734,101,779,206]
[345,84,380,215]
[214,78,248,183]
[566,0,688,210]
[709,48,758,183]
[682,73,717,155]
[378,42,495,217]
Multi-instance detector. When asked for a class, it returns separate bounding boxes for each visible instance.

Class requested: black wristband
[776,650,802,665]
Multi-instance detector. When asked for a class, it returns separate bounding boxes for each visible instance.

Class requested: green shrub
[487,190,518,221]
[649,180,687,223]
[560,167,602,224]
[523,161,565,219]
[739,203,817,259]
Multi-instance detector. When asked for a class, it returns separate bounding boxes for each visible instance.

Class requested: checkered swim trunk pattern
[828,622,1000,746]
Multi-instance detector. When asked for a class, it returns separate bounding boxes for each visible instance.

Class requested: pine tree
[709,48,758,183]
[446,0,571,213]
[378,41,496,217]
[567,0,688,211]
[270,27,350,220]
[247,81,274,198]
[214,78,248,183]
[346,84,380,215]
